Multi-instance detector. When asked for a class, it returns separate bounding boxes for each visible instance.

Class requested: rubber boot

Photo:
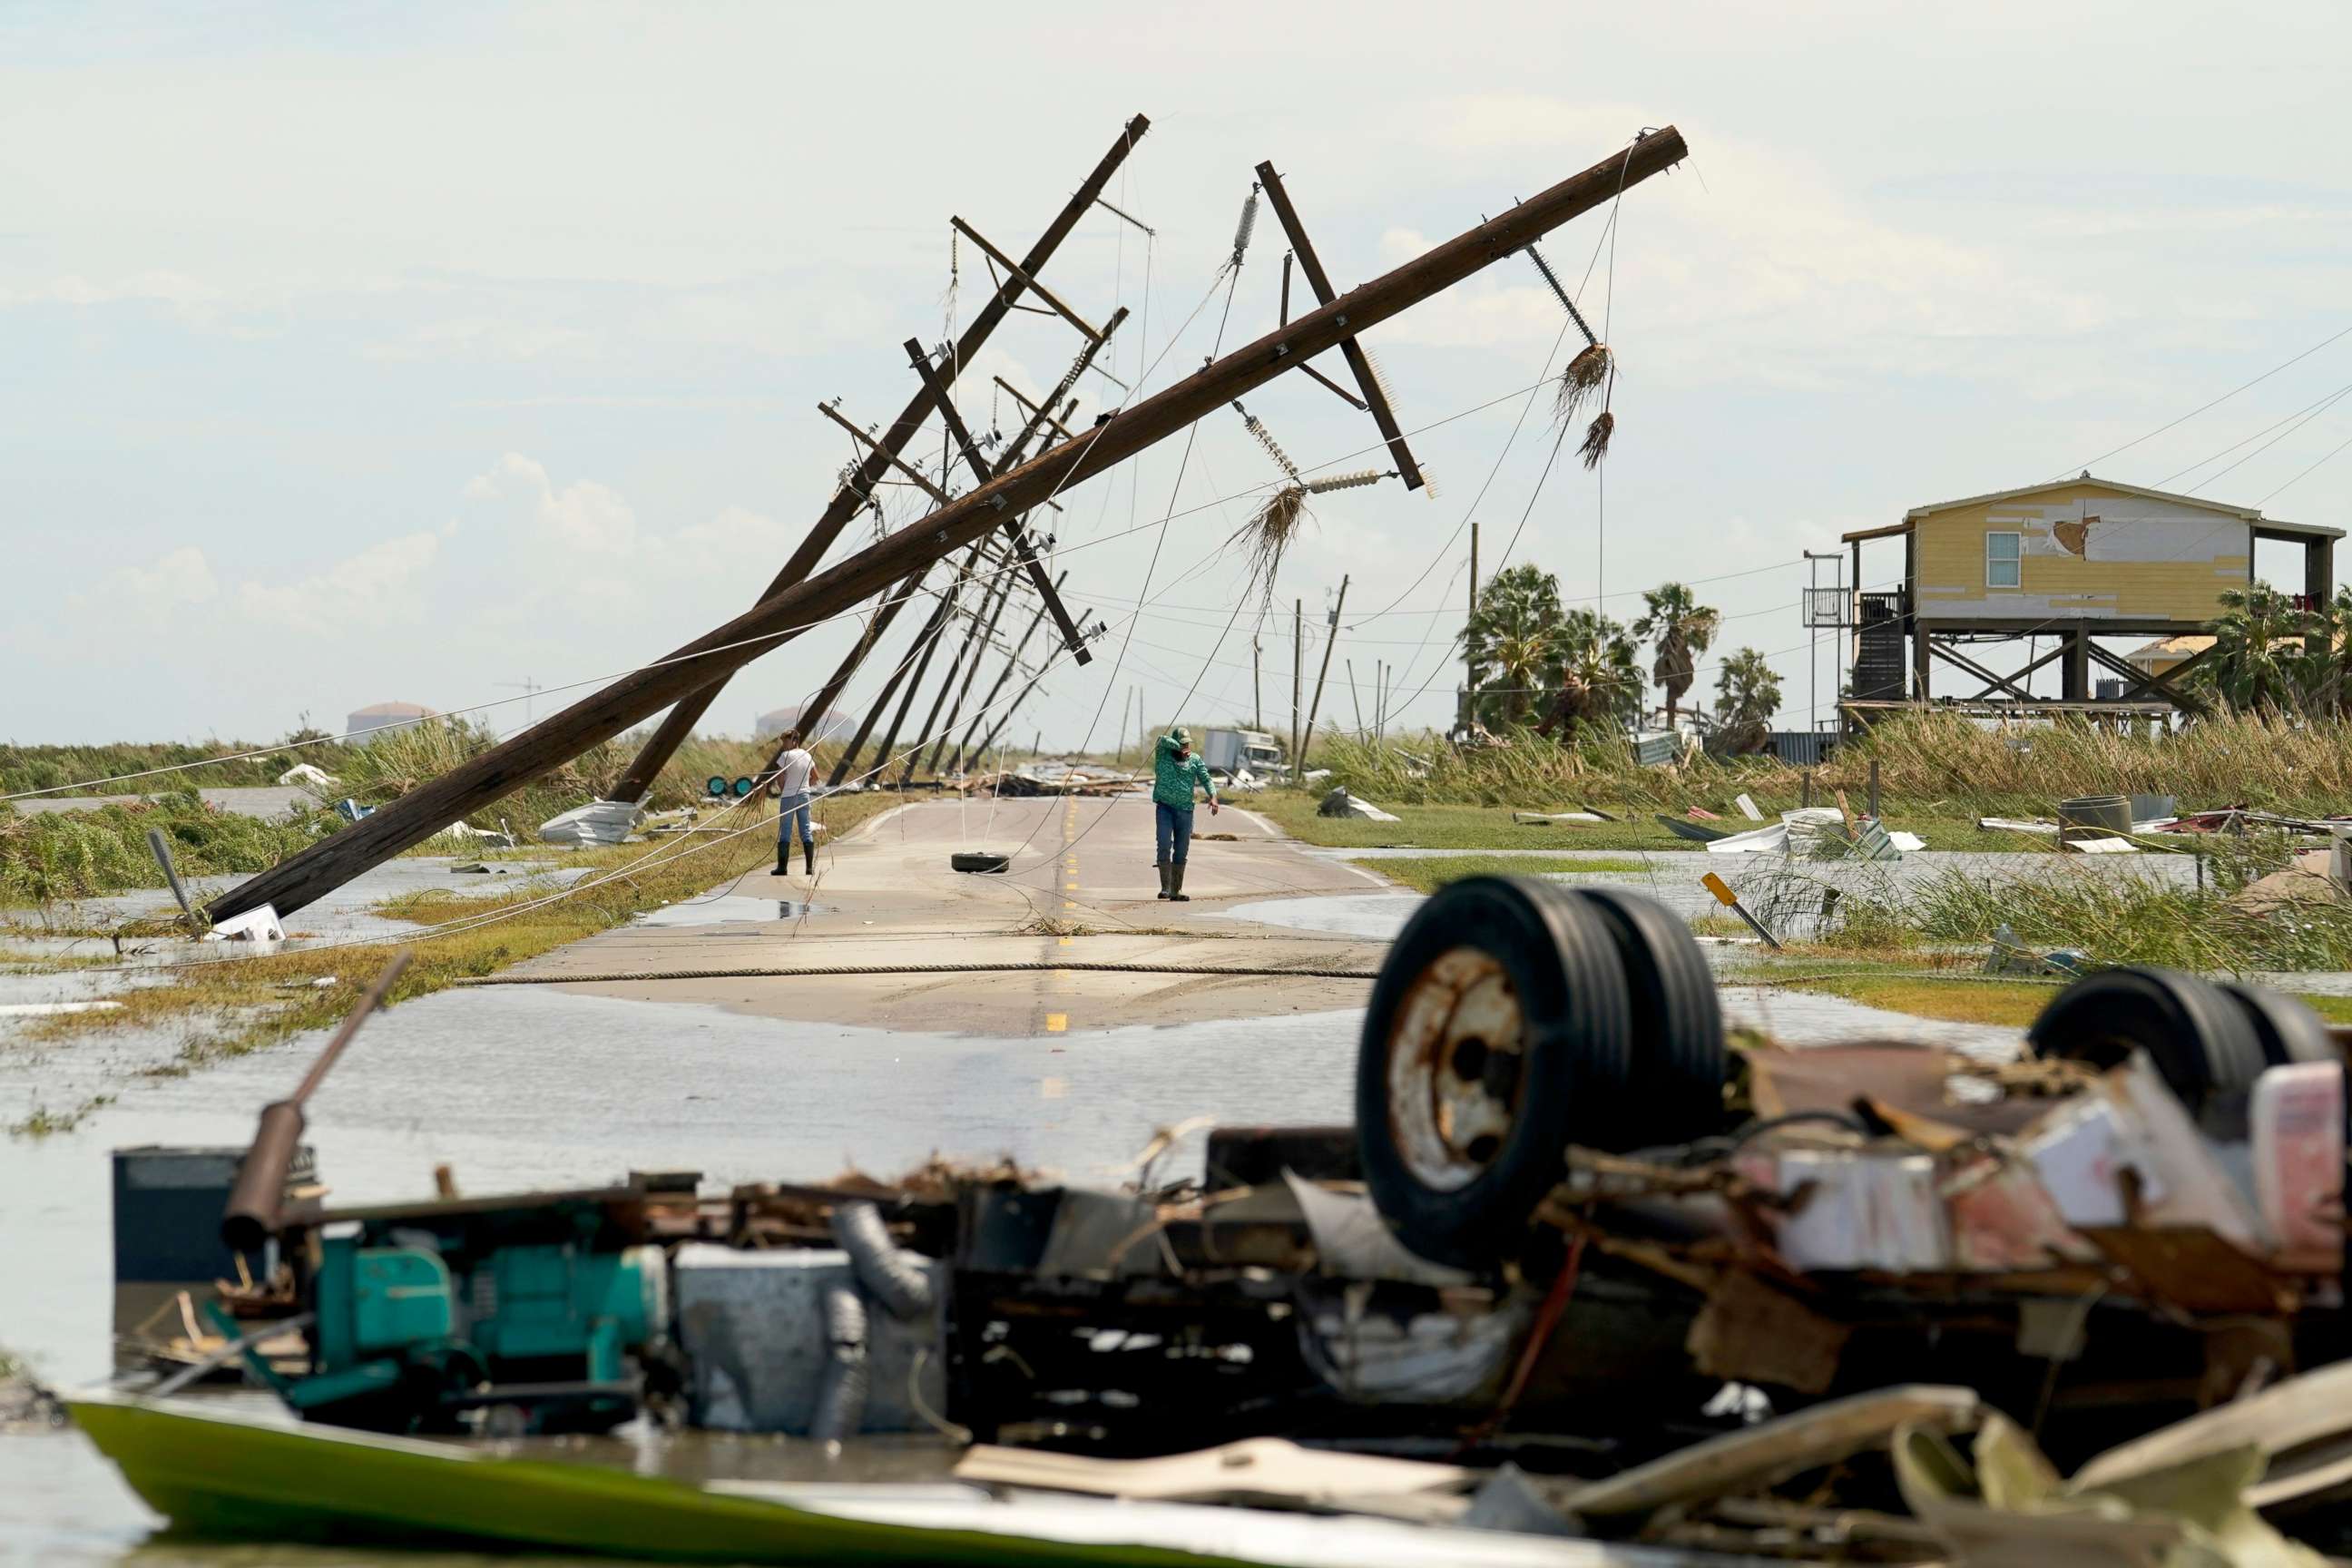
[1169,860,1191,902]
[774,844,790,877]
[803,840,816,877]
[1154,860,1171,900]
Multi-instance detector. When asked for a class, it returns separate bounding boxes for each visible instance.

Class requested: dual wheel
[1356,878,1729,1269]
[2027,966,2336,1130]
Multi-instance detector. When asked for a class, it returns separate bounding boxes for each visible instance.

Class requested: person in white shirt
[765,729,818,877]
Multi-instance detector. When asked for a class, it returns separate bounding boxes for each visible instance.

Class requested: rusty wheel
[1356,877,1632,1269]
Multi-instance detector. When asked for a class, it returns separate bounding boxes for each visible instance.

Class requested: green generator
[230,1191,671,1435]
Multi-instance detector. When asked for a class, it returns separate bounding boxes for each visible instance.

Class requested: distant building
[754,705,853,741]
[346,701,437,738]
[2123,633,2214,682]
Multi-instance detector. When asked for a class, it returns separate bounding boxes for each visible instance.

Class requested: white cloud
[233,533,443,636]
[463,452,638,554]
[68,544,219,614]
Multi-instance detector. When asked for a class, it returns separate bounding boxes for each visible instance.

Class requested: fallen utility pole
[799,354,1086,740]
[603,113,1150,803]
[903,333,1109,662]
[905,558,1015,784]
[211,124,1688,921]
[1256,162,1426,491]
[967,604,1093,768]
[860,543,989,789]
[818,564,932,786]
[923,554,1020,777]
[1298,574,1348,770]
[951,572,1065,774]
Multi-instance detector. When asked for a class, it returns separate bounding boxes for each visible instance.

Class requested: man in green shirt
[1152,726,1220,901]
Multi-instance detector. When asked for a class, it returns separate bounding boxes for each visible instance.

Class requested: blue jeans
[1154,801,1194,865]
[776,792,813,848]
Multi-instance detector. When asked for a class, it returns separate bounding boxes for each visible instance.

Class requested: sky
[5,1,2350,764]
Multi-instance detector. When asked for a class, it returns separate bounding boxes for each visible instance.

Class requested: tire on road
[950,851,1010,874]
[1355,876,1632,1269]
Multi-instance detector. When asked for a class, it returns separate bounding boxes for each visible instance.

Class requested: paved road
[510,795,1394,1034]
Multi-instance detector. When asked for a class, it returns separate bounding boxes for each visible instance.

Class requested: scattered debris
[1318,787,1399,822]
[1513,810,1606,826]
[276,763,338,789]
[1986,924,2085,976]
[537,799,644,846]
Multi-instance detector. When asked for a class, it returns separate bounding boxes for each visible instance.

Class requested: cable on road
[454,959,1382,985]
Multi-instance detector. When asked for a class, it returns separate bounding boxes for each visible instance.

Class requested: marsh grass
[1734,835,2352,976]
[1304,709,2352,819]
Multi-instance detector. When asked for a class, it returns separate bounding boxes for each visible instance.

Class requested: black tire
[1356,877,1632,1269]
[2220,983,2339,1069]
[1573,887,1729,1149]
[2028,967,2267,1122]
[950,851,1009,874]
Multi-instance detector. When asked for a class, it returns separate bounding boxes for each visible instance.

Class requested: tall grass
[0,793,336,905]
[0,738,356,797]
[1305,710,2352,817]
[1739,832,2350,975]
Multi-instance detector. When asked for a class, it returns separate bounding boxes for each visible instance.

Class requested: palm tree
[1461,564,1567,728]
[1712,647,1782,754]
[1538,609,1642,738]
[2314,583,2352,715]
[1632,583,1721,726]
[2198,583,2319,714]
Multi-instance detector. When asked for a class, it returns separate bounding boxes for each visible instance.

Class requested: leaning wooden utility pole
[905,561,1014,783]
[862,542,989,787]
[603,114,1150,804]
[1290,597,1303,769]
[951,571,1065,774]
[819,564,932,786]
[211,125,1688,922]
[1465,520,1480,727]
[969,603,1095,766]
[1298,574,1348,770]
[924,556,1020,776]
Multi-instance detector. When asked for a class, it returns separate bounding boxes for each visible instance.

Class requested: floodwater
[0,985,1369,1565]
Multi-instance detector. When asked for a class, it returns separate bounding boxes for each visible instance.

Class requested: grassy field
[1348,854,1654,895]
[5,790,899,1136]
[1249,791,2078,856]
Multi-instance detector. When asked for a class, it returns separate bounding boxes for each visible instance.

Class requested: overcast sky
[5,2,2348,760]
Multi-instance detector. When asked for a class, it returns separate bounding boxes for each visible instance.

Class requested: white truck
[1201,728,1287,787]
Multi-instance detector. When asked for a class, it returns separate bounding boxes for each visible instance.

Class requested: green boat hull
[68,1394,1213,1566]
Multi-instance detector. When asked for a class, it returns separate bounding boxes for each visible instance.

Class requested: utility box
[673,1245,943,1435]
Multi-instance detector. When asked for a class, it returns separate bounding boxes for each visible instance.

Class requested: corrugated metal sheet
[1767,731,1837,766]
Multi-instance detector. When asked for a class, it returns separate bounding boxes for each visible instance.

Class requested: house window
[1986,532,2021,589]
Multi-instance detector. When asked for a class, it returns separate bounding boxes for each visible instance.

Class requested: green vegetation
[1734,831,2349,976]
[0,792,338,905]
[1250,790,2063,856]
[1632,583,1720,729]
[1351,854,1652,895]
[0,737,346,796]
